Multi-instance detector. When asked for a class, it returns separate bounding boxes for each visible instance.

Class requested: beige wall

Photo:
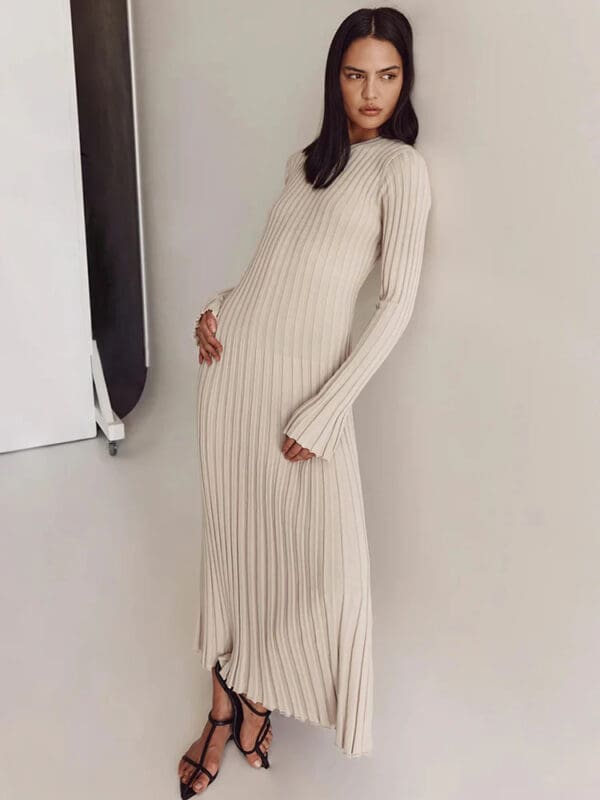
[2,1,599,798]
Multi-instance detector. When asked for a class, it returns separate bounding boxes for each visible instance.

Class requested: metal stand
[91,339,124,455]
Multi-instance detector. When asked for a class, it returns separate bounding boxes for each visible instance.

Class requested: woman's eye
[346,72,396,80]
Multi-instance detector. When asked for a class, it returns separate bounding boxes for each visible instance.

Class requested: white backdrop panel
[0,0,95,454]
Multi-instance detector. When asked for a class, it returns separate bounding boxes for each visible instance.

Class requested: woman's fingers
[199,346,219,364]
[198,336,222,363]
[282,436,315,461]
[196,310,224,364]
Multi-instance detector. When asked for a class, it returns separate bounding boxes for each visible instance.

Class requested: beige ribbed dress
[194,136,431,758]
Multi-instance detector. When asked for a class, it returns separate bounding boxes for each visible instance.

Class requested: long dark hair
[302,7,420,189]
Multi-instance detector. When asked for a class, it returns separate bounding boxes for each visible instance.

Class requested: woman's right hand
[196,310,224,365]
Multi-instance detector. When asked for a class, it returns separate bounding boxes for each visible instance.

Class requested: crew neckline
[350,135,381,147]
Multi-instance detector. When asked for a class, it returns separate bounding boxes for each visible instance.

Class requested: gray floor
[1,364,376,799]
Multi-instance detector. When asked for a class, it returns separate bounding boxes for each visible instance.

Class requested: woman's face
[339,36,404,141]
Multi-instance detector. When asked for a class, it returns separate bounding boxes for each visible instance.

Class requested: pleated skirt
[193,310,374,758]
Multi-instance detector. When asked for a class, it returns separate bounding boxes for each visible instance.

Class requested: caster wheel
[108,441,118,456]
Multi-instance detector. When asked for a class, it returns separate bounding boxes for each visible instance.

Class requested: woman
[179,7,432,795]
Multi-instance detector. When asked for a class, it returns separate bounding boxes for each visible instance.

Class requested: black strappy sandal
[214,659,272,769]
[179,711,234,799]
[232,691,272,769]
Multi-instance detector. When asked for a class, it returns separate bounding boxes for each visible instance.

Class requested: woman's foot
[178,667,235,794]
[236,693,274,768]
[178,715,232,794]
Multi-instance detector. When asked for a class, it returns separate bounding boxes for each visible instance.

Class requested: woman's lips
[360,108,381,116]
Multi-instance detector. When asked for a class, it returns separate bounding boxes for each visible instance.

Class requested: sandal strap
[238,693,270,717]
[214,660,238,703]
[183,712,231,789]
[237,713,271,757]
[213,661,272,767]
[181,754,201,768]
[256,717,271,747]
[208,710,234,726]
[182,756,217,781]
[196,764,217,784]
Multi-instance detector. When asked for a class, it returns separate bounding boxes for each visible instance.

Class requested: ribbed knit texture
[194,137,432,758]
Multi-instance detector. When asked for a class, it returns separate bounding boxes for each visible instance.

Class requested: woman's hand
[282,436,316,461]
[195,310,224,365]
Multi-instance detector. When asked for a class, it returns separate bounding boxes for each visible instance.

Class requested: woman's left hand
[282,436,316,461]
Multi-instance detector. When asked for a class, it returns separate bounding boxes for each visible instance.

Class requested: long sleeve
[283,146,432,461]
[197,286,236,319]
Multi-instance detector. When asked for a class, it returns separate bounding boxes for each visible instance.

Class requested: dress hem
[194,648,373,760]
